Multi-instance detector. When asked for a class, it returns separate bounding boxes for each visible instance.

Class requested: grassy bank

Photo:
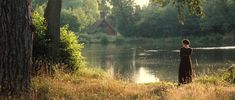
[31,67,235,100]
[79,33,235,47]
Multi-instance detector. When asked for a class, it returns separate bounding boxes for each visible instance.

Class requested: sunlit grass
[31,69,161,99]
[31,66,235,100]
[166,83,235,100]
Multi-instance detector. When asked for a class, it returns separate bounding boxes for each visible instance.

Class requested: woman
[179,39,193,85]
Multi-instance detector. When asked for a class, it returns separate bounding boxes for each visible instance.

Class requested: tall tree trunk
[0,0,33,98]
[44,0,62,58]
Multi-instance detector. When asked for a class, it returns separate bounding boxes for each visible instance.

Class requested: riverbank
[78,33,235,47]
[31,67,235,100]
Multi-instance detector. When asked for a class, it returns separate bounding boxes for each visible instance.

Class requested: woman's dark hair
[182,39,190,45]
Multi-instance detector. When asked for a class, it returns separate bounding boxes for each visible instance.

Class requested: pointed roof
[88,18,117,35]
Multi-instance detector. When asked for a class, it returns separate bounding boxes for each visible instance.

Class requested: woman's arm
[189,48,193,56]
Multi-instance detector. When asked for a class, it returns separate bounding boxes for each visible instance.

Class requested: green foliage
[174,0,204,23]
[195,65,235,85]
[60,0,100,32]
[79,34,232,47]
[60,25,85,70]
[100,35,109,44]
[33,0,99,33]
[196,34,223,46]
[151,0,171,7]
[151,0,203,24]
[79,33,118,44]
[94,0,233,38]
[98,0,111,15]
[32,11,85,71]
[32,0,235,38]
[201,0,235,34]
[32,0,47,9]
[74,67,109,79]
[115,35,125,44]
[60,9,81,32]
[194,75,226,85]
[222,65,235,83]
[32,11,49,57]
[33,11,46,42]
[109,0,139,36]
[136,4,181,37]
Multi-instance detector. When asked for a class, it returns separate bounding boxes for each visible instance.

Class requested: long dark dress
[179,47,193,84]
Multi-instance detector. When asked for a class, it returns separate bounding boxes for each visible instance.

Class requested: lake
[82,44,235,83]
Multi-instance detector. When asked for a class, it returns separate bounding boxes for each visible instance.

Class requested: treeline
[32,0,235,38]
[108,0,235,37]
[33,0,100,32]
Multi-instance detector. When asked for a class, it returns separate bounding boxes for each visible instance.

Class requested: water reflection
[133,67,160,83]
[83,44,235,83]
[193,46,235,50]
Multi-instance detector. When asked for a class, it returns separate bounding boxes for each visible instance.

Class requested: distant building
[88,12,117,36]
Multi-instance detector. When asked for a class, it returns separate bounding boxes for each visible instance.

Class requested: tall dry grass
[165,83,235,100]
[30,67,235,100]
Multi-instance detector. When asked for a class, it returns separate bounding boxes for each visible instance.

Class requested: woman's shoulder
[188,47,192,50]
[187,48,193,52]
[180,47,192,50]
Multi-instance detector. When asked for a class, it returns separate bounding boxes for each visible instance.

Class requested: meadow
[31,66,235,100]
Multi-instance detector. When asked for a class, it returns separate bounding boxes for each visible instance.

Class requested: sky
[135,0,149,7]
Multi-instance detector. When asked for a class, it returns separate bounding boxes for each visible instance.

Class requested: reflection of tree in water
[192,49,235,76]
[115,47,135,78]
[99,44,136,78]
[99,44,116,70]
[83,44,235,82]
[193,50,225,63]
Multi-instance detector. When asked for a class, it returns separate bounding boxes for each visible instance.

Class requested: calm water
[82,44,235,83]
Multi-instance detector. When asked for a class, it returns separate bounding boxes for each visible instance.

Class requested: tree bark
[0,0,33,97]
[44,0,62,58]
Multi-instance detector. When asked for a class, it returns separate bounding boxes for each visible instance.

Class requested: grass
[31,67,235,100]
[165,83,235,100]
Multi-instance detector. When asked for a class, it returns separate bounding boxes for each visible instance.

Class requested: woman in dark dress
[179,39,193,84]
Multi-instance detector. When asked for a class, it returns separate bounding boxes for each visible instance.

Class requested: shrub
[77,34,92,44]
[32,11,49,57]
[59,25,85,70]
[222,65,235,83]
[32,11,85,71]
[115,35,125,44]
[100,35,109,44]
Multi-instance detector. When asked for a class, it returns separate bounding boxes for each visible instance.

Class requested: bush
[222,65,235,83]
[32,11,49,57]
[115,35,125,44]
[100,35,109,44]
[32,11,85,71]
[78,32,114,44]
[59,25,85,70]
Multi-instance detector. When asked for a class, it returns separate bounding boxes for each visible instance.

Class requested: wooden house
[88,12,117,35]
